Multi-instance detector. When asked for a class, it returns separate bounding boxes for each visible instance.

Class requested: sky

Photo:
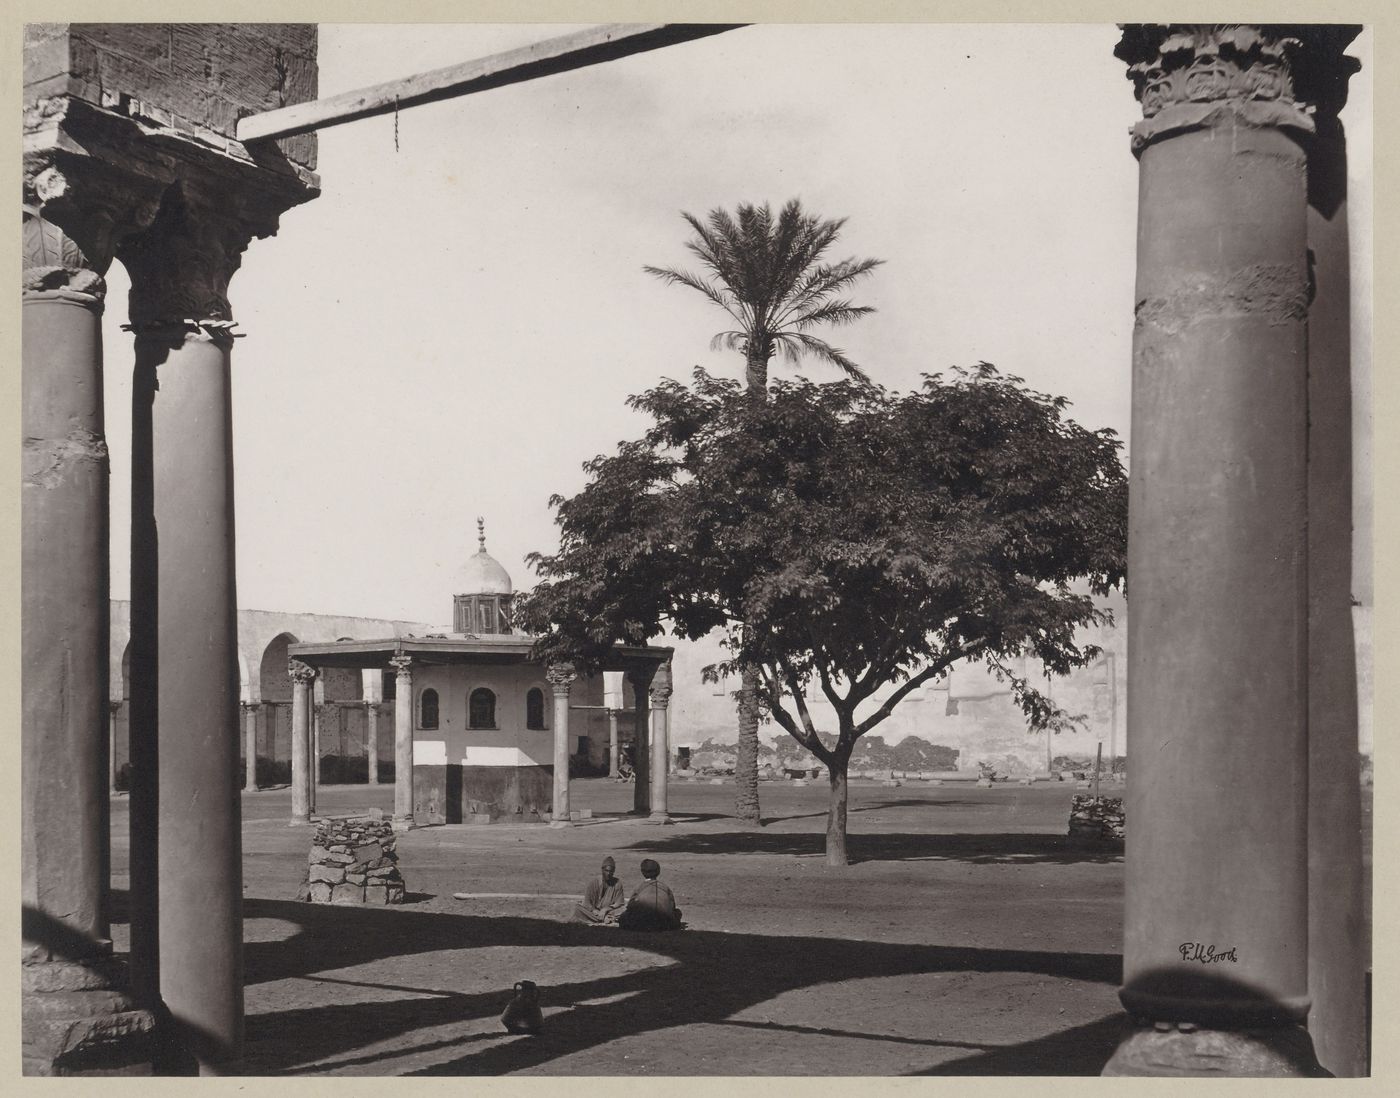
[96,23,1375,627]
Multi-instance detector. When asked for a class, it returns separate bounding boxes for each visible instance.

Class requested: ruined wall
[23,22,317,170]
[670,591,1131,774]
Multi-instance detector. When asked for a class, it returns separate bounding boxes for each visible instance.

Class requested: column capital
[1114,24,1360,154]
[287,658,317,685]
[22,205,109,307]
[389,654,414,679]
[626,664,657,691]
[26,96,318,331]
[547,661,577,695]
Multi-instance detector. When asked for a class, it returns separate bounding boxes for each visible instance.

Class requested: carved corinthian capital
[116,181,261,333]
[547,662,577,695]
[22,205,106,304]
[389,654,414,680]
[1114,24,1360,153]
[287,659,317,685]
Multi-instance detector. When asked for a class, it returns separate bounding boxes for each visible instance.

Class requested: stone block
[345,872,367,885]
[308,845,330,862]
[579,809,593,819]
[363,884,388,904]
[367,865,396,878]
[309,882,331,902]
[309,864,344,885]
[385,884,405,904]
[324,851,354,864]
[330,883,363,905]
[352,842,383,866]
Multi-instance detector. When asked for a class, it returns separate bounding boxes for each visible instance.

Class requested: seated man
[570,856,626,925]
[617,858,683,931]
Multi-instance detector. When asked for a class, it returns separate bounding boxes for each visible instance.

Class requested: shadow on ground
[108,889,1123,1076]
[616,831,1124,865]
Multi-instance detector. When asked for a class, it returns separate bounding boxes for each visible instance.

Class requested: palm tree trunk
[732,343,769,826]
[825,749,851,866]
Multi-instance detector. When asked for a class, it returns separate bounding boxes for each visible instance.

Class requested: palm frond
[772,331,872,384]
[772,258,885,328]
[791,300,878,330]
[643,265,742,323]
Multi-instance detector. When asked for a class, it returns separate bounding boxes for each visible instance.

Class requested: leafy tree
[519,365,1127,864]
[644,199,882,824]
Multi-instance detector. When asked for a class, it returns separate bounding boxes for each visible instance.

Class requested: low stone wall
[1068,795,1125,840]
[299,810,405,904]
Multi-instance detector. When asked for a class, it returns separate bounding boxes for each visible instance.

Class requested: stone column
[390,655,415,829]
[547,662,576,827]
[648,663,672,823]
[288,661,316,823]
[21,204,155,1074]
[110,701,123,792]
[608,710,621,778]
[627,666,654,815]
[365,700,380,786]
[243,702,259,791]
[310,681,322,815]
[1300,29,1367,1078]
[121,179,283,1073]
[1106,25,1342,1077]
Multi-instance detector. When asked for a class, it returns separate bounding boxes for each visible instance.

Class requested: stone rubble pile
[1068,795,1125,840]
[298,809,405,904]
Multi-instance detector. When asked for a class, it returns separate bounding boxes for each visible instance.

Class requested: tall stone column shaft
[628,667,654,814]
[132,315,243,1073]
[21,206,156,1074]
[243,703,259,791]
[110,701,123,792]
[366,701,380,785]
[548,663,576,827]
[289,662,315,822]
[1302,35,1366,1078]
[649,663,672,823]
[1106,25,1355,1077]
[390,655,415,827]
[608,710,620,779]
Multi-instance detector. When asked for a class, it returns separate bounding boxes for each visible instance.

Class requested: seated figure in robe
[617,858,683,931]
[571,856,626,925]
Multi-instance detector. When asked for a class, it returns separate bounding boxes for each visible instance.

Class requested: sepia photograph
[17,11,1376,1080]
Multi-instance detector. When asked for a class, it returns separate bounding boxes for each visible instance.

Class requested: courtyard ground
[106,777,1372,1077]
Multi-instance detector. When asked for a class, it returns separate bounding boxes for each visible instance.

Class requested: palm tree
[645,199,882,824]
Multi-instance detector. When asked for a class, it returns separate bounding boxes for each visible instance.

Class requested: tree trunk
[732,342,769,826]
[825,754,850,866]
[734,668,761,824]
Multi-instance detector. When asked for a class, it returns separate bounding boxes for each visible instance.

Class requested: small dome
[457,518,512,595]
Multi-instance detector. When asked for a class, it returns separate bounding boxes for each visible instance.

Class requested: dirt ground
[106,777,1372,1077]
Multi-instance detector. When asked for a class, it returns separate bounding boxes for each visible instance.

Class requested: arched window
[420,688,439,730]
[469,687,496,729]
[526,687,546,730]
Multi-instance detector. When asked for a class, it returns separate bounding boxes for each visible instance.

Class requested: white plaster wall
[409,662,608,767]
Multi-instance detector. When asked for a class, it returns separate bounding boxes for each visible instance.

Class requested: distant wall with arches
[109,601,433,788]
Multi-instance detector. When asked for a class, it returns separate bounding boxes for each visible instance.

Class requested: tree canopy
[519,364,1128,862]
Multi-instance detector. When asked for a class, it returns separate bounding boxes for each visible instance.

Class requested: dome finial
[477,515,485,552]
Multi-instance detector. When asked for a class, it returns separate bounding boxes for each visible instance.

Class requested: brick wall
[23,22,317,169]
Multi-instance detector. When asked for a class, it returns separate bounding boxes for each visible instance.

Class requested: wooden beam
[237,23,745,143]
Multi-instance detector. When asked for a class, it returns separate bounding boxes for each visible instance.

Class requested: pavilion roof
[286,631,671,671]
